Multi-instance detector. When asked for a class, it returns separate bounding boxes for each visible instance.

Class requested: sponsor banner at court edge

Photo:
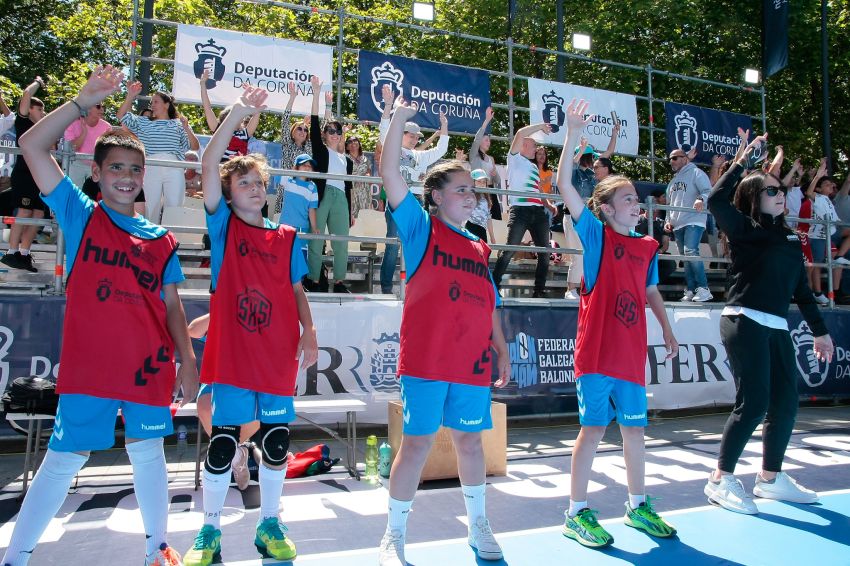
[664,101,755,166]
[526,77,639,156]
[2,297,849,423]
[357,50,491,134]
[173,24,333,115]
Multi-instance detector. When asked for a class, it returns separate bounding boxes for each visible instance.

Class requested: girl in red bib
[376,98,511,566]
[556,100,679,548]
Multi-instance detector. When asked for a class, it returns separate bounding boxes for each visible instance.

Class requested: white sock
[387,497,413,535]
[568,500,588,518]
[19,248,30,256]
[461,483,486,523]
[7,247,18,254]
[202,467,231,529]
[259,464,286,521]
[628,493,646,509]
[126,438,169,556]
[2,449,87,566]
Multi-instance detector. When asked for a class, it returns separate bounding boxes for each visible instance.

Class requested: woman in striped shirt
[118,81,199,221]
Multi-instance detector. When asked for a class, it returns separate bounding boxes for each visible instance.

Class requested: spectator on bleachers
[280,153,319,264]
[0,91,14,137]
[636,192,675,284]
[200,70,259,163]
[415,129,441,151]
[1,77,47,273]
[782,158,804,229]
[184,150,202,198]
[592,156,614,183]
[377,84,449,294]
[535,145,558,218]
[118,82,200,221]
[491,120,552,298]
[470,107,503,220]
[666,147,713,302]
[304,77,354,294]
[140,107,153,119]
[572,122,619,199]
[807,160,850,304]
[63,100,112,188]
[344,128,373,220]
[466,168,495,242]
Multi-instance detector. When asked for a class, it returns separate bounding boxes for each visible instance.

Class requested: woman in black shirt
[704,135,834,515]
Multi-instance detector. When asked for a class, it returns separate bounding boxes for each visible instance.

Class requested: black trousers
[466,221,488,242]
[717,314,799,473]
[492,205,550,292]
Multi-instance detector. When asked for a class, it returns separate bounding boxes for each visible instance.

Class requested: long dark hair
[733,171,787,226]
[153,91,178,120]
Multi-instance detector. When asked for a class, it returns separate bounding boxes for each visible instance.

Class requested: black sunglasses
[762,185,787,197]
[669,155,685,162]
[294,126,308,133]
[324,127,342,135]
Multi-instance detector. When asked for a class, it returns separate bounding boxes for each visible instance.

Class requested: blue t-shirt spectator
[206,196,308,290]
[42,176,184,285]
[279,176,319,234]
[574,207,659,292]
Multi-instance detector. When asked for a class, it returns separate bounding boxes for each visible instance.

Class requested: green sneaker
[624,497,677,537]
[183,524,222,566]
[255,517,297,560]
[563,508,614,548]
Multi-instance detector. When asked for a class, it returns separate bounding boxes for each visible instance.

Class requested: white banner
[646,308,736,410]
[527,77,640,155]
[173,24,333,114]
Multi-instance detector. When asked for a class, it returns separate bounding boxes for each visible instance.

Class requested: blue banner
[357,50,491,134]
[763,0,789,78]
[664,102,754,166]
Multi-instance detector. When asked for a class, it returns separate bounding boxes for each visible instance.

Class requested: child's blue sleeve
[574,209,603,291]
[646,254,659,287]
[291,235,308,282]
[40,176,94,272]
[206,198,231,290]
[163,254,185,286]
[390,193,430,277]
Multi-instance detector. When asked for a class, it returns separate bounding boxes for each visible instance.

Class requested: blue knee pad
[205,425,239,474]
[260,422,290,467]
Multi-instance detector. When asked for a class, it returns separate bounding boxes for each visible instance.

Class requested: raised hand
[233,86,269,119]
[687,146,697,160]
[310,75,322,98]
[566,99,592,130]
[484,106,494,123]
[287,80,297,98]
[455,148,467,161]
[200,69,210,85]
[439,111,448,131]
[325,90,333,105]
[737,127,750,144]
[392,97,418,122]
[77,65,125,108]
[126,80,143,99]
[381,84,395,108]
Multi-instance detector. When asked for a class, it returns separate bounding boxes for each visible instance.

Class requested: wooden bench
[6,398,367,496]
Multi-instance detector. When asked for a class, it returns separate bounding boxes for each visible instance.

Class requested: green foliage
[0,0,846,177]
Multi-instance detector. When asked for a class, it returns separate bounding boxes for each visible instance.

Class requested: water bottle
[378,441,392,478]
[176,424,188,452]
[365,435,379,480]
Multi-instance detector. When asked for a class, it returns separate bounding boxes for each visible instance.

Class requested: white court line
[221,488,850,565]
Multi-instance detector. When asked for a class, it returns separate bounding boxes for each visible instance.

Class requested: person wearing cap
[490,119,552,298]
[278,153,320,264]
[378,84,449,294]
[470,107,503,219]
[665,147,714,302]
[467,169,496,242]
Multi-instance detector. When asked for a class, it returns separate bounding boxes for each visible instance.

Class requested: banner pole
[336,7,345,119]
[647,66,655,183]
[507,38,514,141]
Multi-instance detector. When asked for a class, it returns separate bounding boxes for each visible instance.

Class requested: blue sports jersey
[42,176,184,285]
[206,196,308,290]
[574,207,659,292]
[279,176,319,233]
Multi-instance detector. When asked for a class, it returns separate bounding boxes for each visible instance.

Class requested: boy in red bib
[3,65,198,566]
[183,87,318,566]
[376,98,511,566]
[555,100,679,548]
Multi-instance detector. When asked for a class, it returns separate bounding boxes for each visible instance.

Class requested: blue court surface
[284,490,850,566]
[1,409,849,565]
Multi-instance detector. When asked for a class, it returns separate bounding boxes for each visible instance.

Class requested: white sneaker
[814,293,830,305]
[468,517,502,560]
[753,472,819,504]
[231,443,250,491]
[680,290,694,302]
[704,474,759,515]
[564,289,580,300]
[692,287,714,302]
[378,529,405,566]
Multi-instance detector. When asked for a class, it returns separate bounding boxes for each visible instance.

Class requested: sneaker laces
[472,517,497,542]
[261,518,288,539]
[192,527,218,550]
[723,476,749,500]
[638,496,661,517]
[576,508,602,527]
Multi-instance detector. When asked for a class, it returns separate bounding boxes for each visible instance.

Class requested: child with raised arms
[555,99,679,548]
[3,64,198,566]
[376,97,511,566]
[182,85,318,565]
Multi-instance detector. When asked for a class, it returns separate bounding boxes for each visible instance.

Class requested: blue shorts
[576,374,647,427]
[400,375,492,435]
[210,383,295,426]
[810,234,844,263]
[198,383,212,398]
[49,394,173,452]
